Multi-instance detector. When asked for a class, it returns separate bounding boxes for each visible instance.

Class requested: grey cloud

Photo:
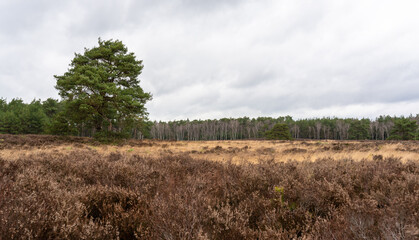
[1,0,419,120]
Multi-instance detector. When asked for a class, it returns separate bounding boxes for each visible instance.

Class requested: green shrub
[265,123,292,140]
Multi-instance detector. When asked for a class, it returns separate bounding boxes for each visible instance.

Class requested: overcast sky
[1,0,418,121]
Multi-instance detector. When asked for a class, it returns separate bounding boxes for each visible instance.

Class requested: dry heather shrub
[0,134,159,150]
[0,134,95,149]
[197,145,245,155]
[0,166,69,239]
[0,145,418,239]
[80,186,153,239]
[256,147,276,155]
[282,148,308,154]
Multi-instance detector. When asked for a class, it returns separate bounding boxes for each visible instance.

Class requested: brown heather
[0,134,418,239]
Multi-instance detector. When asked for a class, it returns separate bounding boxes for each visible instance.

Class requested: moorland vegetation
[0,135,418,239]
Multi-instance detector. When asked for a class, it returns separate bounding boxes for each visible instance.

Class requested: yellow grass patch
[1,139,417,163]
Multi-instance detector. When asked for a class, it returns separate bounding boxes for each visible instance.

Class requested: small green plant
[273,186,298,210]
[127,148,134,152]
[274,186,285,205]
[89,146,98,151]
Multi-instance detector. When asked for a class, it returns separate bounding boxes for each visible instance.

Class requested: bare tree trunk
[315,122,322,139]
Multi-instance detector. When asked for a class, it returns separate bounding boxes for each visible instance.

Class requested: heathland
[1,134,418,239]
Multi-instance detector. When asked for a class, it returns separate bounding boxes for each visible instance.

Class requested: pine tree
[54,38,152,139]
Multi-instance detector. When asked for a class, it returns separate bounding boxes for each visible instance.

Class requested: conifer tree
[55,38,152,138]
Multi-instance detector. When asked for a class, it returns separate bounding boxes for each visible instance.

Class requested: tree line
[150,115,419,141]
[0,98,151,140]
[1,98,417,140]
[0,98,61,135]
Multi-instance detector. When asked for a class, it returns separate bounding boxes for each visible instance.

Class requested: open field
[1,134,418,164]
[1,134,418,239]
